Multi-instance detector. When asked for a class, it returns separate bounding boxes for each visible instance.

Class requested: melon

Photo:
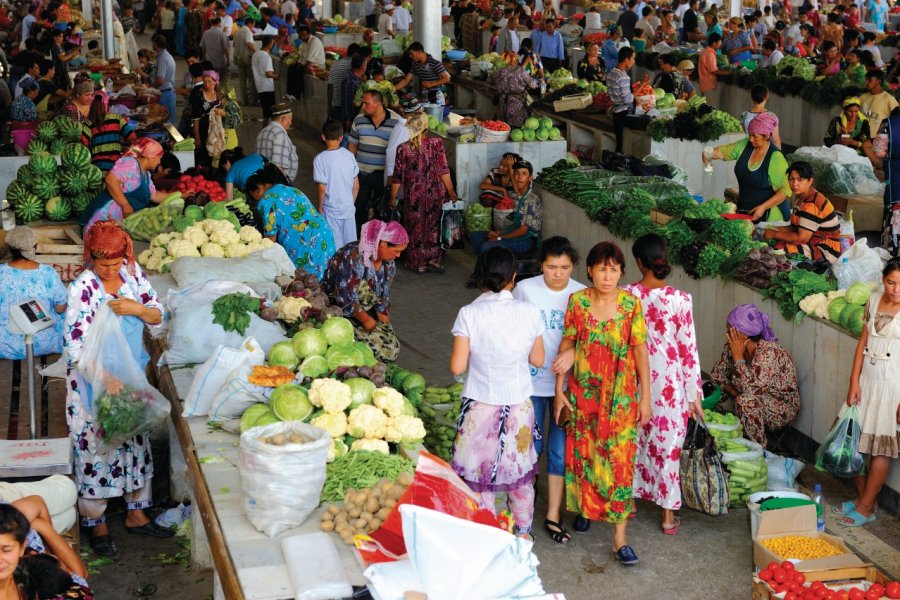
[53,116,84,141]
[60,170,89,195]
[44,196,71,221]
[510,129,524,142]
[14,193,43,223]
[6,181,27,206]
[16,164,36,186]
[84,165,104,191]
[27,139,48,155]
[50,139,67,156]
[34,176,59,200]
[70,192,93,213]
[61,143,92,170]
[36,121,58,143]
[539,117,553,130]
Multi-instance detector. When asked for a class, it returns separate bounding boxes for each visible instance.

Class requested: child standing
[450,247,545,538]
[313,119,360,249]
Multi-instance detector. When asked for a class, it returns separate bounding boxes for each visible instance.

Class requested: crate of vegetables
[752,566,900,599]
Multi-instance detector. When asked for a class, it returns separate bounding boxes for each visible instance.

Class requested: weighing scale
[0,298,71,477]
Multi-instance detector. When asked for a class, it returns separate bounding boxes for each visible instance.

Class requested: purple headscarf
[358,220,409,269]
[727,303,776,341]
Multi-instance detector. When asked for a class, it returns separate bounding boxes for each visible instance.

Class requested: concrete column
[320,0,332,19]
[729,0,741,19]
[100,0,115,59]
[81,0,93,26]
[413,0,442,59]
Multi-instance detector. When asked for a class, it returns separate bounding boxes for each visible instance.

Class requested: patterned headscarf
[840,96,866,130]
[202,69,220,83]
[727,303,776,341]
[358,220,409,269]
[125,137,164,159]
[6,226,37,260]
[83,220,136,275]
[405,112,429,148]
[747,111,778,136]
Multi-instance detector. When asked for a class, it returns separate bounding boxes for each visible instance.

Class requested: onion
[305,274,320,288]
[260,307,278,322]
[370,374,385,387]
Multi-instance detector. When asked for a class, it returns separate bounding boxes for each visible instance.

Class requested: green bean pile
[320,451,415,503]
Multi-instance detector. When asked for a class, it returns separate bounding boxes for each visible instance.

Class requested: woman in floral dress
[63,221,174,559]
[622,234,702,536]
[492,57,537,128]
[388,112,458,274]
[554,242,651,564]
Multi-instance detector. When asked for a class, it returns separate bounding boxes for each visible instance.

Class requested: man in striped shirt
[607,46,635,153]
[348,90,403,230]
[395,42,451,105]
[328,43,360,120]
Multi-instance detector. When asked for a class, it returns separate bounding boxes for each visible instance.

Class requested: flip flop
[839,509,877,528]
[832,500,855,515]
[662,517,681,535]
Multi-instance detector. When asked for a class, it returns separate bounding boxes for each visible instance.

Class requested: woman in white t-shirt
[512,236,585,544]
[450,247,545,539]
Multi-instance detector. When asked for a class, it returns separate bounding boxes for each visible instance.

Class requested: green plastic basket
[702,386,723,410]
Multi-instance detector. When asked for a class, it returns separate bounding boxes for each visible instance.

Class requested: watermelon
[6,181,27,206]
[29,152,57,176]
[61,143,91,169]
[36,121,58,143]
[53,116,84,141]
[84,165,104,191]
[50,139,67,156]
[44,196,71,221]
[59,170,89,195]
[14,193,43,223]
[27,139,48,155]
[16,164,36,186]
[34,176,59,200]
[70,192,93,213]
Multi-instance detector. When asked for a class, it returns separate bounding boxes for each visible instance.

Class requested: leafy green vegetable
[96,385,154,443]
[211,293,261,335]
[762,269,836,320]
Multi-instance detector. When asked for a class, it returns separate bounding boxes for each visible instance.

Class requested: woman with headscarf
[703,112,791,222]
[191,69,224,167]
[709,304,800,446]
[825,96,872,157]
[322,219,409,362]
[86,92,137,172]
[388,112,458,274]
[79,138,168,231]
[491,53,538,129]
[0,227,68,360]
[63,220,172,558]
[56,76,96,125]
[244,168,336,279]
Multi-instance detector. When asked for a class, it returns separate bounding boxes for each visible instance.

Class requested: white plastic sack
[183,337,265,417]
[169,245,295,288]
[38,356,67,379]
[365,560,424,600]
[239,421,330,537]
[164,281,287,365]
[833,239,889,289]
[763,450,805,492]
[282,533,353,600]
[721,437,764,464]
[208,377,270,423]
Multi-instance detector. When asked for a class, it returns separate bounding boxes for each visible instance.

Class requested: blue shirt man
[532,19,564,73]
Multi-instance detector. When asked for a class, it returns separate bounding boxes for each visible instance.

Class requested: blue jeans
[532,395,565,476]
[469,231,535,256]
[159,89,176,125]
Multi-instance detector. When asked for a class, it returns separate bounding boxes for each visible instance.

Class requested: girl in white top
[512,236,585,544]
[450,246,545,538]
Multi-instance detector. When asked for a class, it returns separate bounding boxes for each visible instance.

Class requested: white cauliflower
[350,438,390,454]
[224,243,250,258]
[384,415,426,444]
[308,378,352,413]
[137,248,154,266]
[372,387,406,418]
[159,256,175,273]
[211,228,241,246]
[311,411,348,438]
[347,405,388,439]
[200,242,225,257]
[145,255,164,272]
[245,240,266,254]
[827,290,847,301]
[327,439,348,462]
[150,232,175,248]
[273,295,311,323]
[799,293,830,319]
[167,239,201,258]
[151,246,167,259]
[239,225,262,243]
[182,225,209,247]
[201,219,231,234]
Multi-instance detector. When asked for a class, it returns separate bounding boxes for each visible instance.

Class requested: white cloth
[221,14,234,35]
[452,290,544,406]
[674,2,689,21]
[281,0,298,16]
[384,115,408,184]
[364,0,376,16]
[252,49,275,92]
[392,6,412,32]
[378,12,394,38]
[512,277,586,396]
[0,475,78,533]
[861,43,884,68]
[584,12,602,29]
[313,147,359,219]
[759,49,783,67]
[785,23,802,46]
[297,34,326,69]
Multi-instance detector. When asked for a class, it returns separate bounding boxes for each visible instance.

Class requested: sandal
[661,517,681,535]
[832,500,856,515]
[544,519,572,544]
[89,534,118,558]
[839,509,877,528]
[414,266,428,274]
[614,544,639,565]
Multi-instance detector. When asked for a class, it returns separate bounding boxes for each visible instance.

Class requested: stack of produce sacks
[419,384,462,462]
[719,437,768,506]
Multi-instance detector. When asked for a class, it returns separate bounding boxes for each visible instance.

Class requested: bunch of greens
[762,269,836,320]
[96,384,155,444]
[656,195,698,219]
[212,293,261,335]
[684,199,735,219]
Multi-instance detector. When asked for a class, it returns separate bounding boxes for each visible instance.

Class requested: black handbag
[679,417,730,516]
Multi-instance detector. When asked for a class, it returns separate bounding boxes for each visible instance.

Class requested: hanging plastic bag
[183,337,265,417]
[832,238,889,289]
[76,303,171,450]
[815,406,866,478]
[206,111,226,158]
[440,199,465,250]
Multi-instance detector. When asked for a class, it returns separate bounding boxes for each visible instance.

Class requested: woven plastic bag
[440,200,465,250]
[815,406,866,478]
[206,111,226,157]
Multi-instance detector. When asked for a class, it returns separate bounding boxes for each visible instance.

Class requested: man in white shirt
[584,7,603,32]
[216,3,234,35]
[379,4,396,39]
[784,13,804,52]
[759,39,783,67]
[296,25,326,70]
[252,35,279,119]
[392,4,412,35]
[281,0,298,16]
[496,14,520,53]
[233,16,258,106]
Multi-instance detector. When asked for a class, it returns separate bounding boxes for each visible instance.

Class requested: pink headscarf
[747,112,778,137]
[358,220,409,269]
[202,70,220,83]
[126,137,165,159]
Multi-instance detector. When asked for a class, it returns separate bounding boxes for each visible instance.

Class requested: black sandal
[544,519,572,544]
[89,534,118,557]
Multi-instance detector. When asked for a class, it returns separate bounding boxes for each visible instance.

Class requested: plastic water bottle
[105,77,113,94]
[813,484,826,532]
[835,257,860,290]
[703,145,714,173]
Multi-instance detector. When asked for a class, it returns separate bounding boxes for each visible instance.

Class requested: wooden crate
[752,566,892,600]
[650,209,674,225]
[0,224,84,282]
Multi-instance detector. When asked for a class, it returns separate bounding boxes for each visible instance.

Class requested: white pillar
[100,0,115,59]
[729,0,741,19]
[320,0,332,19]
[82,0,93,26]
[413,0,442,59]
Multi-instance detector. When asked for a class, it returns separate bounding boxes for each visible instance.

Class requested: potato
[369,518,382,530]
[270,434,286,446]
[365,497,380,514]
[376,507,392,520]
[321,511,334,522]
[288,432,308,444]
[320,520,335,532]
[334,512,349,525]
[348,507,361,518]
[353,518,368,529]
[327,504,341,516]
[380,481,393,494]
[383,498,397,509]
[359,511,374,522]
[340,532,354,545]
[397,471,414,487]
[389,484,405,499]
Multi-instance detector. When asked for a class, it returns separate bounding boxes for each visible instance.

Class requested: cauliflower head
[347,405,388,439]
[350,438,390,454]
[182,225,209,247]
[799,293,830,319]
[144,255,164,272]
[225,243,250,258]
[151,232,175,248]
[211,228,241,246]
[167,239,201,258]
[384,415,426,444]
[239,225,262,243]
[201,219,232,234]
[311,411,348,438]
[160,256,175,273]
[200,242,225,257]
[308,378,352,413]
[372,387,406,418]
[260,238,275,248]
[137,248,154,266]
[245,240,266,254]
[151,246,167,259]
[273,295,311,323]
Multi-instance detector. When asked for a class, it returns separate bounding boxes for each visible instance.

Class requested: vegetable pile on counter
[762,269,836,321]
[137,218,273,272]
[648,96,743,142]
[122,193,184,241]
[173,174,226,201]
[510,116,561,143]
[320,470,414,544]
[419,384,462,461]
[277,268,344,325]
[800,282,871,336]
[725,245,791,289]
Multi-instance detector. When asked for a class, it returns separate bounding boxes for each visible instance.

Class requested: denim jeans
[531,395,565,476]
[469,231,535,257]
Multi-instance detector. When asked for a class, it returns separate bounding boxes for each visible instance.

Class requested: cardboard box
[752,566,891,599]
[753,505,864,574]
[553,94,592,112]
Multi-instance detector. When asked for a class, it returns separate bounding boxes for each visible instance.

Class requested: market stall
[288,72,330,135]
[317,31,364,48]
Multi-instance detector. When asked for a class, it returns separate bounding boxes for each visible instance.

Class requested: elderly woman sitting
[710,304,800,446]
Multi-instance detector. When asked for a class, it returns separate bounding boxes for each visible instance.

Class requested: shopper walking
[152,35,177,124]
[450,246,545,539]
[200,16,230,83]
[607,47,635,154]
[313,120,360,249]
[191,70,224,167]
[233,16,258,106]
[256,103,298,183]
[252,35,279,120]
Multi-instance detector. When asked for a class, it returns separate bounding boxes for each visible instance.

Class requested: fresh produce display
[137,220,274,272]
[760,537,844,561]
[575,79,607,96]
[172,139,195,151]
[801,283,871,336]
[719,437,767,504]
[211,292,262,336]
[122,193,184,241]
[479,120,510,132]
[319,471,414,545]
[320,451,414,504]
[724,245,791,289]
[649,102,743,143]
[174,174,227,201]
[418,384,462,461]
[464,203,492,232]
[254,426,314,446]
[511,116,561,142]
[278,268,343,324]
[759,564,900,600]
[762,269,837,320]
[546,67,576,91]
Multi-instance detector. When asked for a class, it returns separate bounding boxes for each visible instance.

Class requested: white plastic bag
[833,239,889,289]
[720,437,764,464]
[281,533,353,600]
[239,421,330,537]
[183,337,265,417]
[169,245,295,288]
[763,450,805,491]
[208,377,270,423]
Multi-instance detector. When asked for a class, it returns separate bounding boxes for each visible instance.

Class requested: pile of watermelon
[26,116,86,156]
[7,142,103,223]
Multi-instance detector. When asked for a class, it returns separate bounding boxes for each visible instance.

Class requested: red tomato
[803,592,819,600]
[886,582,900,599]
[850,588,866,600]
[869,584,885,597]
[813,583,828,591]
[867,591,883,600]
[786,593,799,600]
[816,588,829,599]
[783,561,796,571]
[768,562,782,572]
[760,569,773,582]
[794,573,808,585]
[776,570,789,584]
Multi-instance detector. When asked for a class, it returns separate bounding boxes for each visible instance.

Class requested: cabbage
[840,303,860,327]
[331,438,348,461]
[399,396,417,417]
[848,309,865,336]
[345,377,376,408]
[401,372,426,394]
[325,344,367,370]
[240,403,271,432]
[845,282,871,306]
[843,304,865,331]
[292,328,328,358]
[270,384,314,421]
[299,355,330,379]
[251,410,281,427]
[351,341,377,366]
[267,341,299,370]
[320,316,355,346]
[828,298,848,322]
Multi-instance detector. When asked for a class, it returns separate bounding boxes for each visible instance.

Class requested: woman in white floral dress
[63,220,173,558]
[622,234,703,534]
